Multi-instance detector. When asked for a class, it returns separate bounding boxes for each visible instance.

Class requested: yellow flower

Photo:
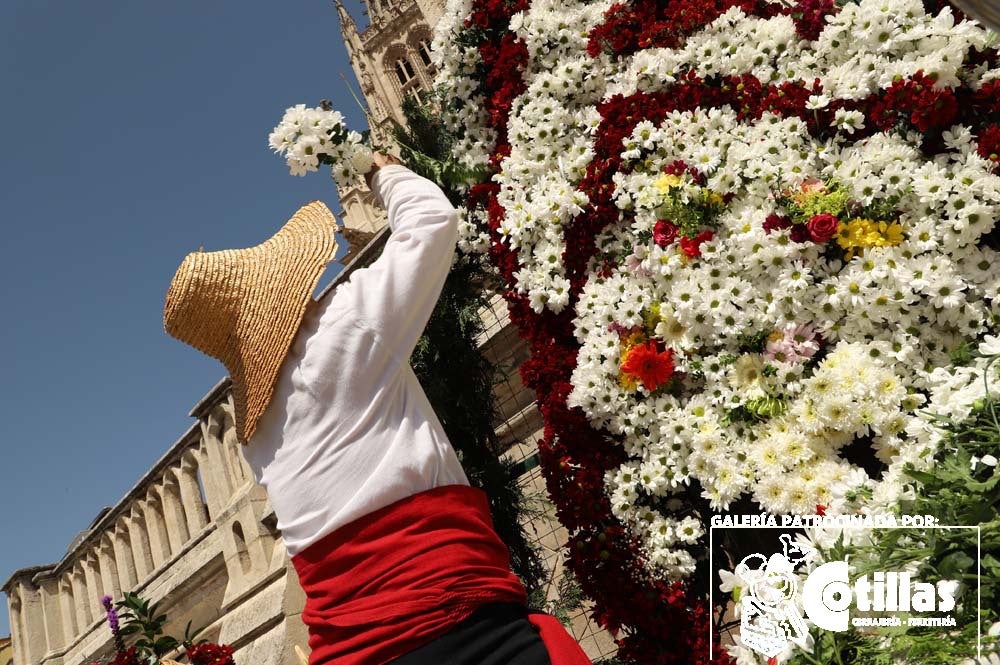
[621,331,646,354]
[618,371,639,391]
[836,218,904,259]
[879,222,904,246]
[642,303,662,334]
[654,173,683,194]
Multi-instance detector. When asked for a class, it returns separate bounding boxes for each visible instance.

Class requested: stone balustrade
[1,386,303,665]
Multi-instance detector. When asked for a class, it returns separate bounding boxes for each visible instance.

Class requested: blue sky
[0,0,374,638]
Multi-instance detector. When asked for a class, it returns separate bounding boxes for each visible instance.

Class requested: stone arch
[408,25,435,69]
[231,521,252,575]
[383,43,415,90]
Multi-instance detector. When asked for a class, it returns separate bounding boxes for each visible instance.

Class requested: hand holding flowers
[268,104,374,188]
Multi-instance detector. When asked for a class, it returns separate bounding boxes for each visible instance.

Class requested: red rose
[807,213,839,243]
[653,219,679,247]
[679,230,714,257]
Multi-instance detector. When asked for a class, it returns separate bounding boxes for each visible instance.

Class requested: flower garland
[434,0,1000,661]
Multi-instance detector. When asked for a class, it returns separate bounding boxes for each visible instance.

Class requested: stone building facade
[329,0,444,234]
[2,2,618,664]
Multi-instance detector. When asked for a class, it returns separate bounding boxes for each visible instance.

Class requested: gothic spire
[334,0,358,36]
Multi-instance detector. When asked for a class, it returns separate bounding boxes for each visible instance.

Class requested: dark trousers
[390,603,553,665]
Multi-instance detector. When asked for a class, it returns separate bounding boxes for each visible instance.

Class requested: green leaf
[938,550,975,578]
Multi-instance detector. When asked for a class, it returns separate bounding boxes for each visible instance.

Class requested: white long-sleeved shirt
[244,165,470,556]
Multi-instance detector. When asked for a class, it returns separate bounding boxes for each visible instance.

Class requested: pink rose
[653,219,679,247]
[800,177,824,194]
[807,213,839,243]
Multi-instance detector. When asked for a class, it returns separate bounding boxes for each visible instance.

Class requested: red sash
[290,484,591,665]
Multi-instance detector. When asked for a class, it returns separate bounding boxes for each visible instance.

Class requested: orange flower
[620,340,675,391]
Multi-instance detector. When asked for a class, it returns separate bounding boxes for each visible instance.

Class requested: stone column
[179,453,210,533]
[98,538,122,600]
[113,523,138,591]
[220,403,250,491]
[142,494,173,569]
[82,556,101,628]
[199,416,235,513]
[70,566,90,631]
[59,576,79,648]
[38,575,66,654]
[161,473,191,552]
[8,594,24,665]
[127,510,155,583]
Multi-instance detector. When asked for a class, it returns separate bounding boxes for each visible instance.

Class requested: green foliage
[114,592,206,663]
[388,95,548,598]
[777,181,852,221]
[528,568,587,629]
[387,95,490,206]
[736,329,770,354]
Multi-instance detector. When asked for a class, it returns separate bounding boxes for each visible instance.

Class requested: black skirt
[390,602,554,665]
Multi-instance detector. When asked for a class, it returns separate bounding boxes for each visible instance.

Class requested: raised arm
[335,163,459,368]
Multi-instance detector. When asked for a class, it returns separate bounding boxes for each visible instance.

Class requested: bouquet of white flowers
[268,103,374,188]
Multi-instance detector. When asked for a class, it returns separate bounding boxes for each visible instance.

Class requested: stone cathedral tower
[332,0,446,234]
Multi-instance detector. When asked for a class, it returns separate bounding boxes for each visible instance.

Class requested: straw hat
[164,201,339,445]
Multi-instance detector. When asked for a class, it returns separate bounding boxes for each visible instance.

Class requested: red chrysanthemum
[187,643,236,665]
[976,124,1000,170]
[108,648,139,665]
[679,230,715,257]
[621,341,675,390]
[763,213,792,234]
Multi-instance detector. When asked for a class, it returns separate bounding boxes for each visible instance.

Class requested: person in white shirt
[164,153,590,665]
